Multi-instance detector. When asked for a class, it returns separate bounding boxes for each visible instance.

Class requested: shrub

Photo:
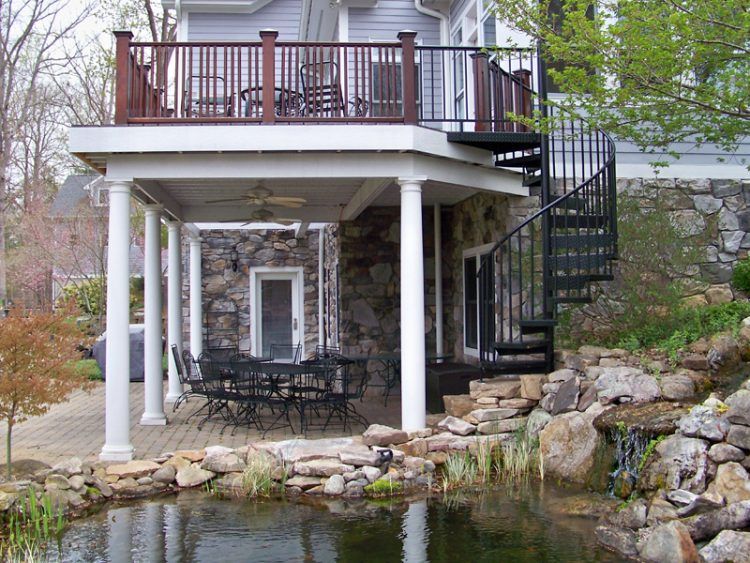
[240,454,278,497]
[732,257,750,293]
[364,478,403,496]
[441,452,478,489]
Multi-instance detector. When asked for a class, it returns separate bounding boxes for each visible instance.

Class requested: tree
[491,0,750,164]
[0,307,92,479]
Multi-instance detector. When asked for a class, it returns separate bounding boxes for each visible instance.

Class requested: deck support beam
[141,205,167,425]
[189,235,203,356]
[100,181,135,461]
[166,222,184,403]
[399,176,427,431]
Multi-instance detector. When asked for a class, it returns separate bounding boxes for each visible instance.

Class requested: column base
[164,392,182,404]
[139,414,168,426]
[99,444,135,462]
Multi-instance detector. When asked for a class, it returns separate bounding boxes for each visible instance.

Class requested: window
[370,61,421,117]
[463,244,495,356]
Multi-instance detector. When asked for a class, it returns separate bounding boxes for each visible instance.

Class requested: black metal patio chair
[269,343,302,364]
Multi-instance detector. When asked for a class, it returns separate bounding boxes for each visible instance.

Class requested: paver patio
[7,381,402,465]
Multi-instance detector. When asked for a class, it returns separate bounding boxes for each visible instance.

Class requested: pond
[49,482,621,562]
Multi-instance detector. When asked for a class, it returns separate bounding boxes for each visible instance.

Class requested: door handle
[293,318,298,330]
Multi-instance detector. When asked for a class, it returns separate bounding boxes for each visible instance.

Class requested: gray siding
[449,0,474,27]
[348,0,441,45]
[187,0,303,41]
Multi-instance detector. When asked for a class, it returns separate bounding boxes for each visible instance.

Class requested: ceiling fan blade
[275,218,300,226]
[266,196,306,208]
[205,197,248,204]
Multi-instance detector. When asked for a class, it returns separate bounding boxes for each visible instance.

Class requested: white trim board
[249,266,305,358]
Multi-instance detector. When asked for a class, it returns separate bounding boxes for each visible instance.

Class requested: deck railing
[113,30,537,129]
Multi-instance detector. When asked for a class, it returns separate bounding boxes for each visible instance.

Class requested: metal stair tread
[550,214,607,229]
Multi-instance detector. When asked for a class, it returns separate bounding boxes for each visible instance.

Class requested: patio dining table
[348,352,453,405]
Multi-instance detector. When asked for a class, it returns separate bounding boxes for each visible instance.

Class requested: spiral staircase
[448,53,618,375]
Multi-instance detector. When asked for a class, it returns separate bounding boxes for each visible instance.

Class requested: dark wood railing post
[260,29,278,124]
[513,69,532,131]
[398,30,418,125]
[114,31,134,125]
[471,52,491,132]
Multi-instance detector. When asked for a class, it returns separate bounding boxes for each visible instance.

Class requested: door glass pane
[261,279,292,357]
[464,257,478,349]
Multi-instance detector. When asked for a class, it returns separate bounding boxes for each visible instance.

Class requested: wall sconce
[230,249,239,272]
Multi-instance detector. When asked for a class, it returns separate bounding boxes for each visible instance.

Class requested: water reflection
[52,484,619,562]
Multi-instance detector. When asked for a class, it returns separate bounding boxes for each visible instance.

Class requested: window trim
[462,242,495,358]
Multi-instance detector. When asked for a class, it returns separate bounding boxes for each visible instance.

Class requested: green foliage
[638,436,666,473]
[616,301,750,356]
[442,452,478,490]
[494,438,541,480]
[0,491,66,561]
[59,276,145,319]
[490,0,750,165]
[732,257,750,293]
[240,454,282,498]
[73,359,102,381]
[364,478,403,496]
[559,194,701,346]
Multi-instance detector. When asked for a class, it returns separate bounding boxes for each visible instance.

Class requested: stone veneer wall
[336,207,440,356]
[182,228,323,358]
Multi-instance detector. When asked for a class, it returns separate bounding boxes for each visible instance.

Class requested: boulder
[709,443,746,464]
[362,424,409,447]
[323,474,346,495]
[0,491,18,511]
[660,374,696,401]
[706,462,750,504]
[477,418,526,435]
[173,450,205,462]
[726,389,750,426]
[646,497,679,526]
[698,530,750,563]
[397,438,428,458]
[106,460,160,480]
[464,408,518,424]
[437,416,476,436]
[637,521,699,563]
[525,409,552,440]
[339,446,382,467]
[682,500,750,542]
[261,437,357,464]
[285,475,322,490]
[361,466,382,483]
[519,374,546,400]
[681,354,710,371]
[162,456,191,471]
[551,376,580,415]
[707,334,741,370]
[666,489,698,507]
[609,498,648,529]
[678,405,730,442]
[565,354,599,372]
[548,368,576,383]
[638,434,711,494]
[469,379,521,400]
[68,475,85,491]
[594,367,661,405]
[175,466,215,488]
[539,410,600,484]
[577,384,598,411]
[443,395,476,417]
[676,491,724,518]
[201,453,246,474]
[476,397,498,406]
[539,393,555,413]
[594,525,638,558]
[51,457,82,477]
[293,459,355,477]
[496,398,536,409]
[727,424,750,451]
[151,465,176,485]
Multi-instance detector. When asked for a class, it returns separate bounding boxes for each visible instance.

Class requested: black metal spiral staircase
[448,50,618,375]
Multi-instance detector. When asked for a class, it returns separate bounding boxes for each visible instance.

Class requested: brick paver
[7,382,402,465]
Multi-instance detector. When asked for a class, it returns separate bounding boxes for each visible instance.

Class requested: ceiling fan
[205,183,306,208]
[240,208,300,226]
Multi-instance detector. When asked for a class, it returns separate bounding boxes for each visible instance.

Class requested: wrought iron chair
[321,355,369,432]
[169,345,207,411]
[184,75,233,117]
[300,61,368,118]
[195,352,235,430]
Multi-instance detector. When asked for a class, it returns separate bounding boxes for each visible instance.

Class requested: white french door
[251,268,303,359]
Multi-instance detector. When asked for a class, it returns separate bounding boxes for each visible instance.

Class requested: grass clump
[0,491,66,562]
[441,452,478,490]
[732,257,750,293]
[240,454,279,497]
[73,359,102,381]
[494,438,541,480]
[364,478,403,496]
[637,435,666,473]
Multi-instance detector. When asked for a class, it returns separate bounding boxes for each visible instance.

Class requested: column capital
[107,180,133,194]
[142,204,164,215]
[166,220,182,232]
[189,236,203,245]
[397,176,428,188]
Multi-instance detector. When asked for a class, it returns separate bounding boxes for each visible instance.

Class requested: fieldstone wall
[336,207,440,356]
[182,228,324,357]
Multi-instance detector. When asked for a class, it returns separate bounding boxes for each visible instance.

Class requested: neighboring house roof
[50,174,106,217]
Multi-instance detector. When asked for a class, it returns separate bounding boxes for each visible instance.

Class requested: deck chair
[300,61,347,118]
[269,343,302,364]
[184,75,233,117]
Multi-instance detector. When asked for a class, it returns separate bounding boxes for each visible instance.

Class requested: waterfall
[607,426,653,499]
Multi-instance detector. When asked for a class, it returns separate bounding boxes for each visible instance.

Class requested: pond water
[49,482,622,562]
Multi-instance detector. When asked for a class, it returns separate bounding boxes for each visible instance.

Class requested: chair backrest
[184,75,229,117]
[300,61,345,117]
[314,344,341,359]
[270,343,302,364]
[182,349,200,379]
[171,345,186,384]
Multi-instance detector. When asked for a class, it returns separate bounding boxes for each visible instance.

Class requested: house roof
[50,174,105,217]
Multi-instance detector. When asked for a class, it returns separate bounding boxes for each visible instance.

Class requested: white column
[189,236,203,356]
[318,229,325,347]
[401,500,428,563]
[140,205,167,426]
[434,203,444,356]
[166,222,183,403]
[100,181,135,461]
[399,176,427,431]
